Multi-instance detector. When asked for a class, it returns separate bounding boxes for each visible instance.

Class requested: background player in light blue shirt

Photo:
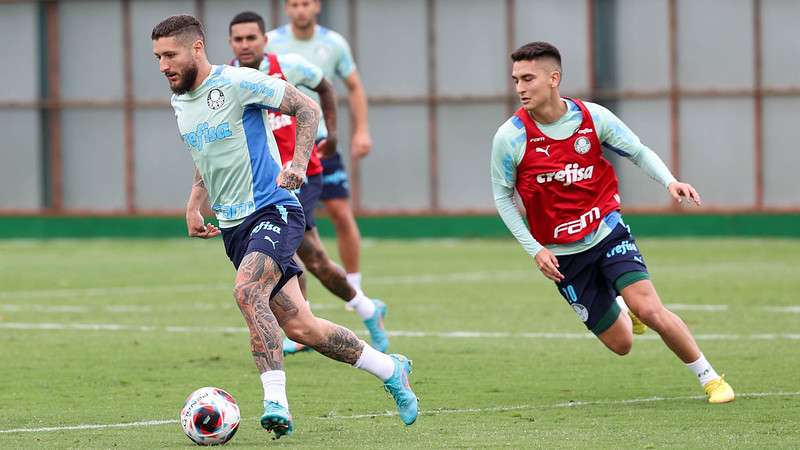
[228,11,390,355]
[152,14,418,439]
[268,0,372,295]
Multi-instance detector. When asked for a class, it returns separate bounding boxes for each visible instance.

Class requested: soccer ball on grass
[180,387,240,446]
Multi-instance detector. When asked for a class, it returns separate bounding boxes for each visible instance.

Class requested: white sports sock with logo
[354,342,395,381]
[261,370,289,408]
[347,291,376,320]
[686,354,719,386]
[346,272,362,291]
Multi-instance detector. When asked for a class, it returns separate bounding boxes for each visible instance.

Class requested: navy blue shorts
[221,204,306,298]
[555,219,650,335]
[296,174,322,231]
[320,152,350,200]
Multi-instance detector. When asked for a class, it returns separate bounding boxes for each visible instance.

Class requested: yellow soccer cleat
[704,376,735,404]
[628,310,648,335]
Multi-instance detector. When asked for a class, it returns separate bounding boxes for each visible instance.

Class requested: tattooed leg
[292,254,308,300]
[297,227,356,302]
[233,252,284,372]
[311,324,365,365]
[272,277,365,365]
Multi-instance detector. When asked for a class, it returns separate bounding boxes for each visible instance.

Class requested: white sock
[354,343,395,381]
[347,291,376,320]
[346,272,362,291]
[686,354,719,386]
[260,370,289,408]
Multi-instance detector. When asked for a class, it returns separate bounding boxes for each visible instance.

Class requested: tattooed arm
[276,83,321,190]
[186,167,220,239]
[311,78,338,158]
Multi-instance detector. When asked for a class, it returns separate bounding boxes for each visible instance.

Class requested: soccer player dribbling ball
[491,41,734,404]
[153,14,418,439]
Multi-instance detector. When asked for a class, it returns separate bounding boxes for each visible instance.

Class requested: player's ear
[550,69,561,88]
[192,38,205,56]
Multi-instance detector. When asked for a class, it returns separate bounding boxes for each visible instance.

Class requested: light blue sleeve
[277,53,324,90]
[230,67,286,110]
[590,102,677,188]
[491,123,544,259]
[332,34,357,79]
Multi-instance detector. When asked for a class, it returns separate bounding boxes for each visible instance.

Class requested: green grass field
[1,237,799,449]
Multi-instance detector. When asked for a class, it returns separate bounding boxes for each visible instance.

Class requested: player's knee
[327,202,353,223]
[283,319,316,345]
[232,285,247,306]
[633,302,665,327]
[303,248,328,275]
[232,282,267,308]
[611,339,633,356]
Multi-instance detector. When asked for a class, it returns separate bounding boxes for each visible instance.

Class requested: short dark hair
[511,41,562,68]
[151,14,205,43]
[229,11,266,35]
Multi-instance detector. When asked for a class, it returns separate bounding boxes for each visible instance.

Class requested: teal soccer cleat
[282,336,312,356]
[364,299,389,352]
[260,401,293,439]
[383,354,418,426]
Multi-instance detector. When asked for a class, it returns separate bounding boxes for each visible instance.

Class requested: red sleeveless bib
[265,53,322,177]
[513,98,620,245]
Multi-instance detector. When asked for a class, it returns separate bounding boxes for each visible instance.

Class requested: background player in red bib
[491,42,734,403]
[226,11,389,354]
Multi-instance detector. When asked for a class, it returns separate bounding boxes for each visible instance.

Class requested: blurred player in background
[228,11,388,355]
[267,0,371,298]
[152,14,418,439]
[491,41,734,404]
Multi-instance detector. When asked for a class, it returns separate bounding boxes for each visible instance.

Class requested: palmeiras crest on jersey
[207,89,225,110]
[574,136,591,154]
[314,44,331,60]
[572,303,589,322]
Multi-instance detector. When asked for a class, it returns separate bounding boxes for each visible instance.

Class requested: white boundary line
[320,391,800,420]
[0,419,177,434]
[4,303,799,314]
[2,391,798,434]
[1,322,800,341]
[664,304,728,311]
[0,271,533,300]
[0,302,737,314]
[0,303,339,314]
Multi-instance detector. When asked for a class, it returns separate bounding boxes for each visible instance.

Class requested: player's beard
[292,15,314,31]
[169,63,199,95]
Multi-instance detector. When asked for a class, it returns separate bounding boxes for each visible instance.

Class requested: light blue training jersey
[171,65,300,228]
[231,53,324,92]
[266,24,356,139]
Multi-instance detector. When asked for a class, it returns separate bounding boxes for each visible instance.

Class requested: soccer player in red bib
[225,12,389,355]
[491,42,734,403]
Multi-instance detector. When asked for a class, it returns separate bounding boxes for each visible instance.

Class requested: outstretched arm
[186,167,220,239]
[311,78,338,157]
[594,103,702,206]
[276,83,321,190]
